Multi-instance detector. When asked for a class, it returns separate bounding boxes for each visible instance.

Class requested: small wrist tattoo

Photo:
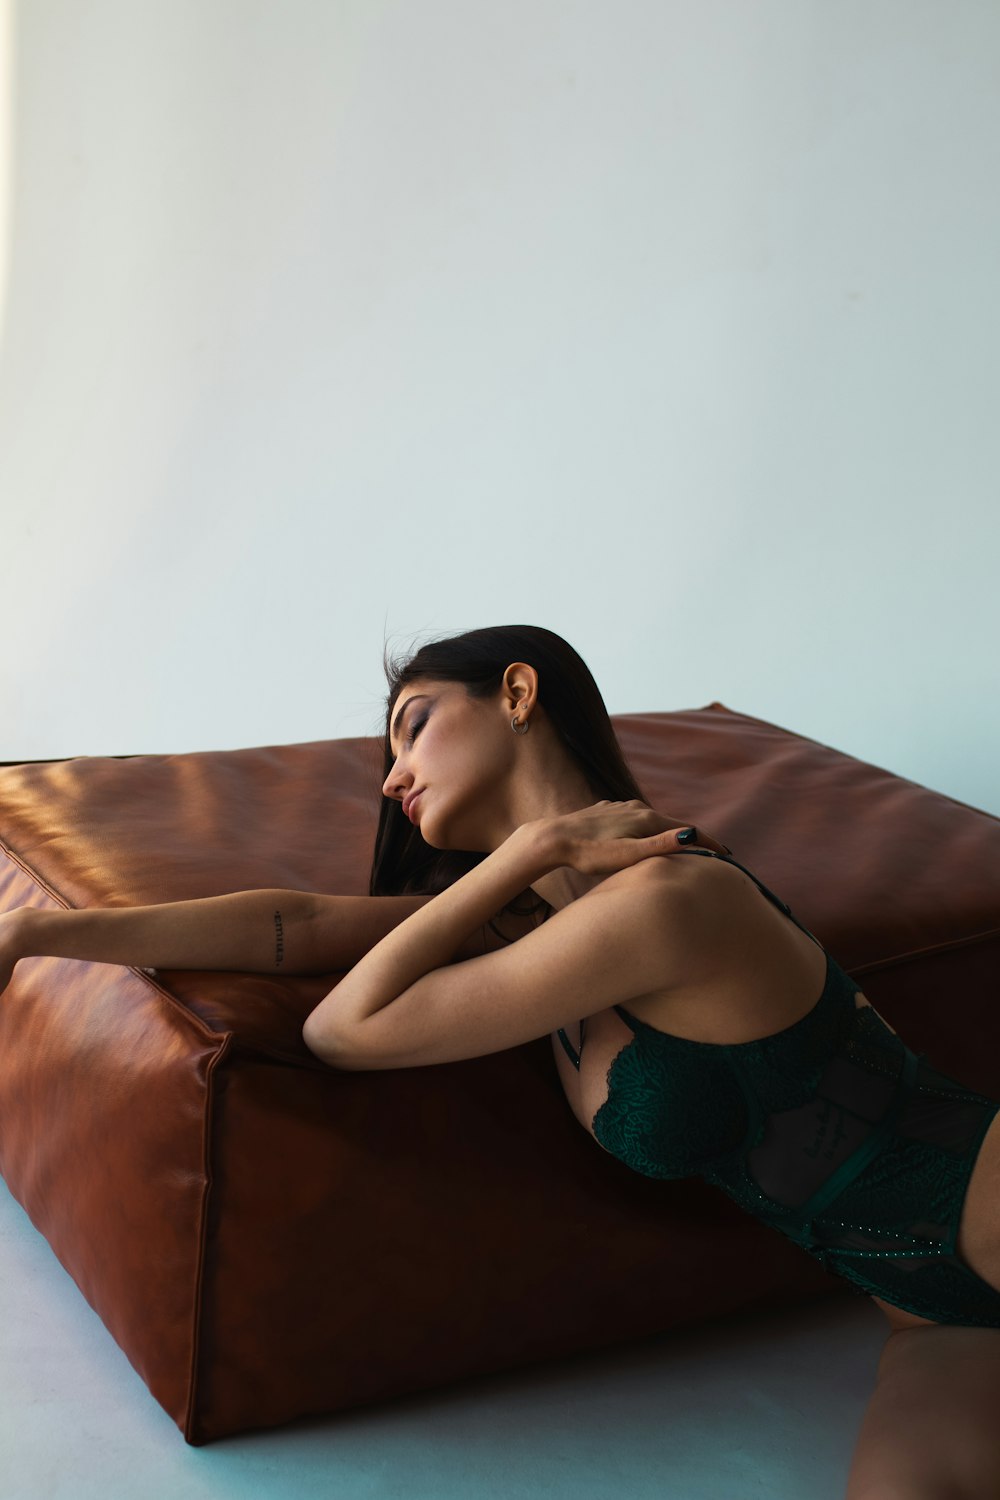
[273,910,285,968]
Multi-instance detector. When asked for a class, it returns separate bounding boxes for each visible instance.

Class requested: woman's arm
[0,888,533,998]
[305,823,556,1059]
[303,802,694,1066]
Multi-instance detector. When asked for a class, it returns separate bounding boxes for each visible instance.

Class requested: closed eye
[407,711,429,747]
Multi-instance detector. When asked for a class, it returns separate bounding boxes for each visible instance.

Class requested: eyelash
[407,712,429,747]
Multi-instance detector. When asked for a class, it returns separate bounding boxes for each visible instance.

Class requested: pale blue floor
[0,1181,887,1500]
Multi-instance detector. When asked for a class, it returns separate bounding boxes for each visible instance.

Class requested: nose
[382,758,412,801]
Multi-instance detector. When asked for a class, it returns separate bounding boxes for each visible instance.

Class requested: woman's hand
[0,909,29,1000]
[540,800,731,877]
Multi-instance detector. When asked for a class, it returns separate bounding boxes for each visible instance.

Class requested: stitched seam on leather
[0,838,227,1049]
[1,837,234,1440]
[851,928,1000,976]
[227,1037,334,1071]
[1,836,334,1069]
[184,1028,233,1444]
[0,835,76,909]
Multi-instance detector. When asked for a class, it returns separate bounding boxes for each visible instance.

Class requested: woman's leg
[845,1323,1000,1499]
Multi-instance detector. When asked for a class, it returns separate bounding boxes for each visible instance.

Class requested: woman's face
[382,677,521,851]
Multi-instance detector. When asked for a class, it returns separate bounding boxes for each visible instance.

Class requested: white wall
[1,0,998,815]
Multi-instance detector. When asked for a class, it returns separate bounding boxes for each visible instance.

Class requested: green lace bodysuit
[557,848,1000,1327]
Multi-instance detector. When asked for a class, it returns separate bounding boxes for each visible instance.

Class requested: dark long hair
[369,625,648,902]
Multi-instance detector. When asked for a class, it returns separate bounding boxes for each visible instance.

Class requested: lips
[402,789,424,823]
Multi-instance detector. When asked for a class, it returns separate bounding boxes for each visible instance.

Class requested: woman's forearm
[4,888,453,981]
[308,822,555,1043]
[5,890,325,976]
[0,883,539,1001]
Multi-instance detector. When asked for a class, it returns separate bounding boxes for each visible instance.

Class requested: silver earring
[511,715,529,735]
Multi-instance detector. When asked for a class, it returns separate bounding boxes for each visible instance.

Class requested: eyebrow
[390,693,431,752]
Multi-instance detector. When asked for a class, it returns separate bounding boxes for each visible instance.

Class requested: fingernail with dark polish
[677,827,697,844]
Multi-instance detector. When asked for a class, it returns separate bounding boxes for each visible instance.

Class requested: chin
[417,819,484,856]
[414,814,446,851]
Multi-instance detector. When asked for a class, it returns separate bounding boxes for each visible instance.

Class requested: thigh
[846,1325,1000,1500]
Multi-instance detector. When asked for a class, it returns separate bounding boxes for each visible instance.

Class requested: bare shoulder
[582,851,753,965]
[600,851,832,1039]
[593,849,752,918]
[594,850,816,980]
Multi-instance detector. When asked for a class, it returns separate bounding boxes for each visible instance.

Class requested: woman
[2,623,1000,1497]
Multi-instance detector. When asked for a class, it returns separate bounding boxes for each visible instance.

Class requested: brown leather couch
[1,703,998,1443]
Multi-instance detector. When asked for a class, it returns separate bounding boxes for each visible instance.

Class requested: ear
[501,661,539,721]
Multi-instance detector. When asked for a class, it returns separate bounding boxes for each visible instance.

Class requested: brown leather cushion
[1,702,998,1442]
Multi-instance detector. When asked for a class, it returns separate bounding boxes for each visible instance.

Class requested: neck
[531,864,605,912]
[484,769,605,912]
